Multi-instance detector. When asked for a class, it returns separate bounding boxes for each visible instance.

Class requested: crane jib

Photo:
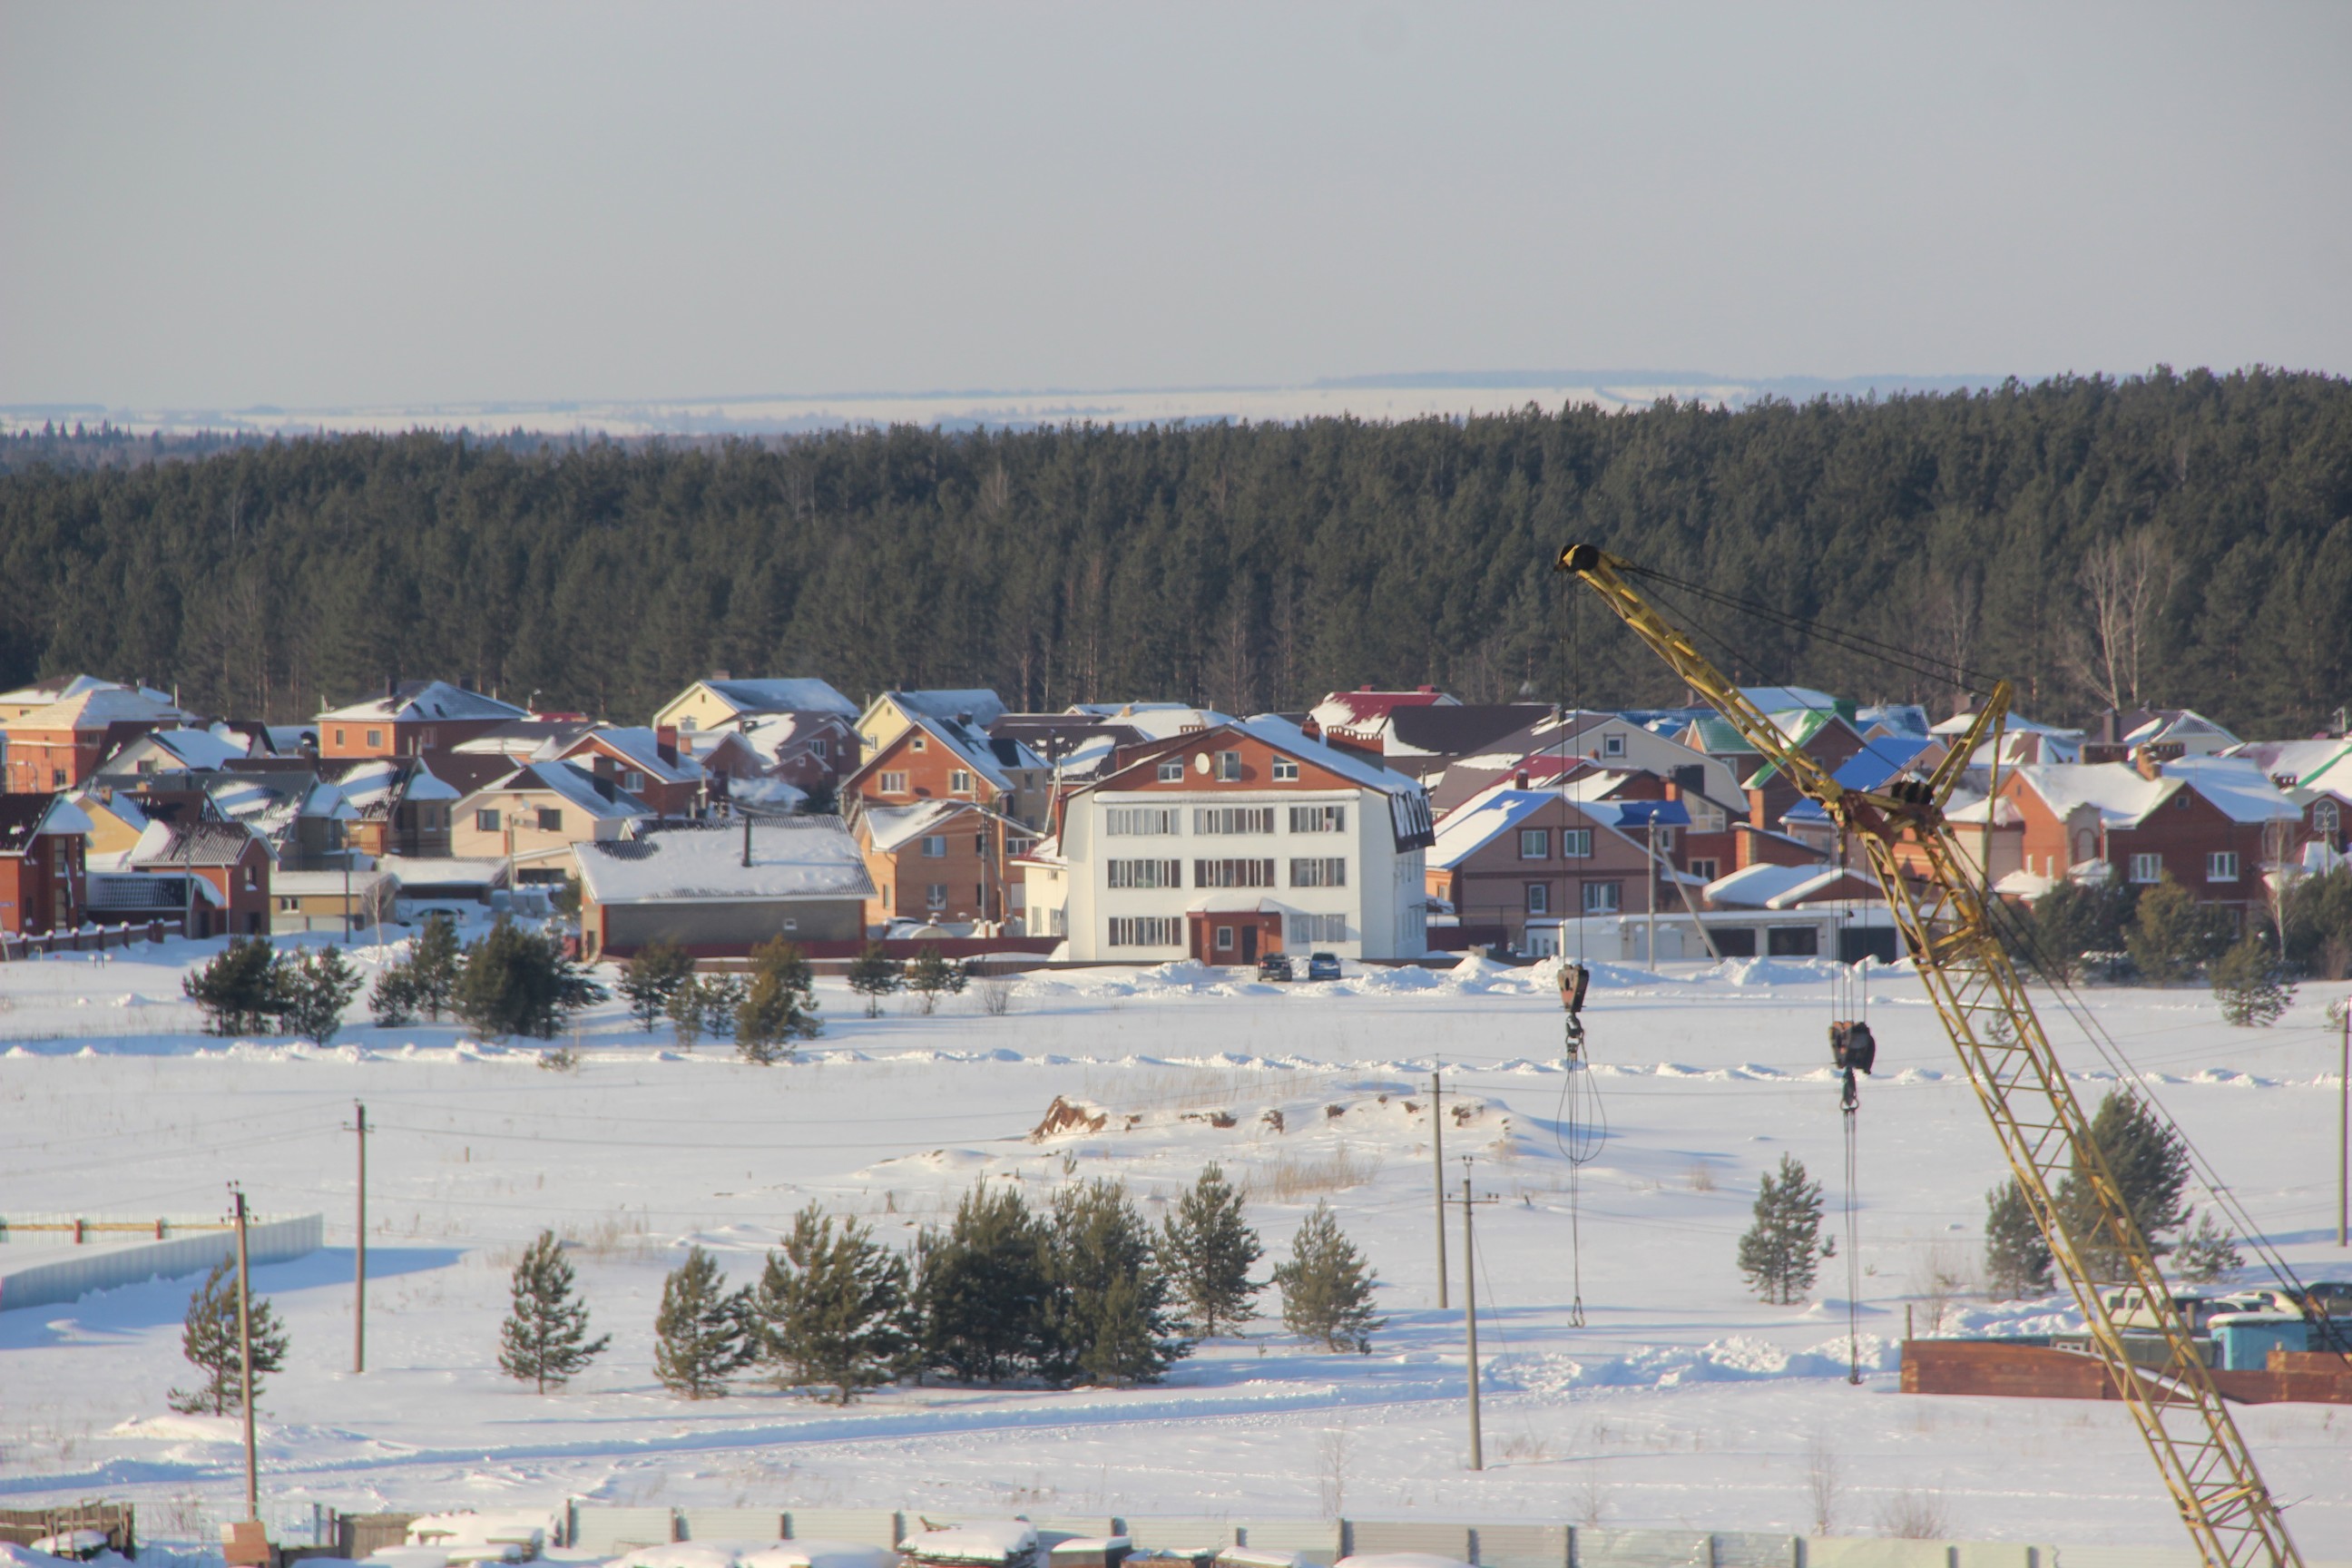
[1552,541,2306,1568]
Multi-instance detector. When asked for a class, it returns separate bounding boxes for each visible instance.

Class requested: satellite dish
[1194,752,1210,775]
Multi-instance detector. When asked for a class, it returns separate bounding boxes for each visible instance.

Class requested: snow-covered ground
[2,927,2347,1553]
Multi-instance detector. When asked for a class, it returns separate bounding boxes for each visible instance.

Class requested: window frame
[1271,759,1300,781]
[2129,852,2163,884]
[920,834,947,858]
[950,769,975,794]
[1525,882,1550,916]
[2207,850,2239,883]
[1583,880,1622,914]
[536,806,564,833]
[879,770,909,794]
[475,808,501,833]
[1214,750,1243,781]
[1156,760,1184,783]
[1562,828,1593,858]
[1518,828,1549,860]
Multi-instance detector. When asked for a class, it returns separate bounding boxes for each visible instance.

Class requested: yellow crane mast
[1553,543,2303,1568]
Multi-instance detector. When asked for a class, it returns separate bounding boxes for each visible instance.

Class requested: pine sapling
[848,943,901,1018]
[1159,1161,1263,1336]
[498,1230,610,1392]
[1983,1180,2053,1299]
[653,1245,752,1398]
[1272,1200,1384,1353]
[168,1257,289,1415]
[1737,1152,1829,1305]
[751,1204,913,1403]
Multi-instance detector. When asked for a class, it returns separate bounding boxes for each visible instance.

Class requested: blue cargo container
[2209,1314,2307,1371]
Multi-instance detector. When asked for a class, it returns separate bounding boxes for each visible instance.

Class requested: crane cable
[1552,576,1607,1328]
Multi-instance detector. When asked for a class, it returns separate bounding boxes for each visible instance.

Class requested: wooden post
[2339,1003,2347,1250]
[234,1186,258,1521]
[1462,1166,1481,1471]
[1431,1073,1447,1309]
[354,1102,369,1371]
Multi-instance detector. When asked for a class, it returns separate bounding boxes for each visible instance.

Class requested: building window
[537,807,563,832]
[951,769,975,794]
[1289,912,1347,944]
[812,737,828,759]
[1195,807,1274,835]
[912,735,927,752]
[1519,828,1549,859]
[1563,828,1593,858]
[243,866,258,891]
[1107,915,1181,946]
[1768,926,1820,956]
[1526,883,1550,916]
[1157,760,1184,783]
[1602,732,1626,758]
[2129,852,2162,884]
[882,885,890,909]
[2208,851,2239,882]
[1272,759,1300,781]
[1215,750,1243,781]
[678,715,697,731]
[1583,881,1622,914]
[926,883,947,909]
[278,897,299,912]
[2314,799,2339,837]
[366,729,384,749]
[476,808,501,832]
[1289,805,1346,833]
[1688,858,1718,883]
[1107,858,1182,889]
[1289,857,1348,887]
[1194,858,1276,888]
[621,769,643,792]
[1105,806,1181,836]
[52,768,66,788]
[880,770,909,794]
[1214,925,1235,950]
[975,832,988,853]
[335,729,346,747]
[921,835,946,858]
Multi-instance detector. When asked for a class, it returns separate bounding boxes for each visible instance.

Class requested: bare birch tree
[2066,531,2177,712]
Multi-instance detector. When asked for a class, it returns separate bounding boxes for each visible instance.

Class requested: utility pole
[232,1185,258,1521]
[2339,1002,2347,1249]
[1431,1073,1447,1309]
[350,1102,368,1370]
[1459,1161,1497,1472]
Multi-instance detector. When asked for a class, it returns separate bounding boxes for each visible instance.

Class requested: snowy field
[2,926,2347,1554]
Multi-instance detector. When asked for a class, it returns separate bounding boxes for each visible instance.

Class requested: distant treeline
[1,368,2347,734]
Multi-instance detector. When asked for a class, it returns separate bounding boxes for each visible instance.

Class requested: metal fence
[0,1212,324,1312]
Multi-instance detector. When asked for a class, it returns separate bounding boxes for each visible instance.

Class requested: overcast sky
[5,3,2348,410]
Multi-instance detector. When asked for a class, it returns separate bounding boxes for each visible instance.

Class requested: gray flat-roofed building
[573,817,875,959]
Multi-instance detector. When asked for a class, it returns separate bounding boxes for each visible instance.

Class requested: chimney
[1514,769,1530,790]
[656,723,679,750]
[741,814,753,868]
[1418,684,1437,694]
[2100,709,2120,746]
[2132,744,2162,781]
[384,676,397,701]
[711,669,732,682]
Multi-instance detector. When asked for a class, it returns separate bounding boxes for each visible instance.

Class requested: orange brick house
[317,681,529,761]
[0,794,93,937]
[2,685,194,793]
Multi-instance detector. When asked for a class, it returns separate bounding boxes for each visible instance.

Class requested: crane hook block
[1830,1020,1877,1075]
[1560,960,1591,1018]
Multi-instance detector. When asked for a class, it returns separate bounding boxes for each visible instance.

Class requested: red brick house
[1994,755,2302,918]
[2,686,194,793]
[125,820,274,937]
[317,681,529,761]
[844,711,1050,832]
[0,794,92,937]
[1426,777,1691,948]
[856,798,1020,928]
[554,727,710,818]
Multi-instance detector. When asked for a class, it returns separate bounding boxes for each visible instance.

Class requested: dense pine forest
[2,368,2348,735]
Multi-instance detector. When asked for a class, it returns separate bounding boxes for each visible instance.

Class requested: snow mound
[1716,957,1833,987]
[111,1413,240,1443]
[898,1522,1038,1565]
[1495,1334,1898,1392]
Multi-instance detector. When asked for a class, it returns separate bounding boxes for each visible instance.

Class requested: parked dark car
[1257,953,1294,983]
[1306,951,1342,982]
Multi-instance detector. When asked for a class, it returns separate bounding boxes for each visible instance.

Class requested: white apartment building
[1052,717,1437,964]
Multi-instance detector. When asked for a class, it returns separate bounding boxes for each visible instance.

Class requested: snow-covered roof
[87,869,222,908]
[1108,706,1233,741]
[2226,738,2352,793]
[105,727,250,772]
[1738,686,1842,714]
[568,727,705,785]
[0,795,94,851]
[730,776,809,810]
[378,855,507,888]
[1703,862,1831,907]
[475,760,655,822]
[271,869,396,897]
[2160,756,2304,825]
[5,685,192,732]
[890,688,1007,728]
[1760,867,1879,908]
[1429,787,1557,870]
[1308,686,1459,732]
[701,677,859,718]
[2122,708,2238,749]
[1583,797,1691,832]
[860,799,982,854]
[1930,709,2084,739]
[1234,715,1428,797]
[573,819,875,904]
[2006,763,2176,827]
[1783,739,1945,823]
[318,681,528,724]
[404,761,465,803]
[128,818,265,868]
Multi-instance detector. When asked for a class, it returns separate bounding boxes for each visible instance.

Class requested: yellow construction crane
[1553,543,2304,1568]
